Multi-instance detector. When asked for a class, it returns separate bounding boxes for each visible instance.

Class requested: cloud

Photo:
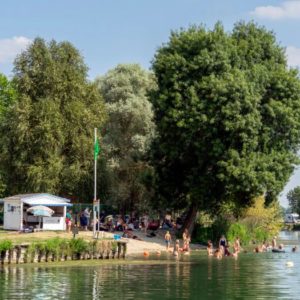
[286,46,300,67]
[0,36,31,64]
[251,1,300,20]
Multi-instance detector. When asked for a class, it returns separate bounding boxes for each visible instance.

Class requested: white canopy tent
[3,193,72,231]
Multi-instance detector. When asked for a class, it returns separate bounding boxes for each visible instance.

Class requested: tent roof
[4,193,72,207]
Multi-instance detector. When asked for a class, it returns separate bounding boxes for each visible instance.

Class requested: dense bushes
[0,239,13,264]
[0,237,122,264]
[193,196,283,246]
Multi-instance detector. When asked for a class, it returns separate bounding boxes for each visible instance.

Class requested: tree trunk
[182,203,198,236]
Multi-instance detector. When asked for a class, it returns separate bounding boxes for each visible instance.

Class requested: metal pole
[93,127,97,237]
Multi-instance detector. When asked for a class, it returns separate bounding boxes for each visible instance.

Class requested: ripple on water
[0,234,300,299]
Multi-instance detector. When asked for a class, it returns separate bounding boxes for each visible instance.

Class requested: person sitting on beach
[122,227,142,240]
[207,240,213,256]
[163,212,173,229]
[165,231,172,251]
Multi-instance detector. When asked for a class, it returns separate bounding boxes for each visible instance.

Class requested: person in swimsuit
[207,240,213,256]
[234,237,241,253]
[165,231,172,251]
[219,235,227,248]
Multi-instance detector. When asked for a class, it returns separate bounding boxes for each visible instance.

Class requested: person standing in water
[234,237,241,253]
[219,235,227,248]
[165,231,172,251]
[272,236,277,249]
[207,240,213,256]
[182,229,190,252]
[173,239,180,256]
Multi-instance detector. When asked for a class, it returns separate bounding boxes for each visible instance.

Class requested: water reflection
[0,232,300,299]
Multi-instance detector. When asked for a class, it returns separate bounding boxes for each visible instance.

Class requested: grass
[0,230,100,244]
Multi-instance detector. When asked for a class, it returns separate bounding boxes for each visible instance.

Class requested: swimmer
[207,240,213,256]
[173,239,180,256]
[214,249,222,260]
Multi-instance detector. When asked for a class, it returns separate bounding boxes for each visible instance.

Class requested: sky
[1,0,300,207]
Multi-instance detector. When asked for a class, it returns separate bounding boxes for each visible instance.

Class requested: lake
[0,231,300,299]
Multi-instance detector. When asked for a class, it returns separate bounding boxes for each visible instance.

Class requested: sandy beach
[0,228,202,256]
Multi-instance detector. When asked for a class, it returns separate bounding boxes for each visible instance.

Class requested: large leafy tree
[0,38,105,200]
[287,186,300,214]
[0,74,16,120]
[0,74,16,196]
[96,64,155,213]
[150,22,300,230]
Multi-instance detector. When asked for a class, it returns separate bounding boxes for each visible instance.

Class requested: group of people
[164,228,191,256]
[253,236,296,253]
[65,208,91,232]
[206,235,298,258]
[207,235,241,259]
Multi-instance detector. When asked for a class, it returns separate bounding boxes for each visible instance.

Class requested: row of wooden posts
[0,240,127,264]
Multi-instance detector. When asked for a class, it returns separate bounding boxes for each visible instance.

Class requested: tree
[0,74,16,121]
[150,22,300,232]
[0,38,105,200]
[287,186,300,214]
[0,74,16,196]
[96,64,155,213]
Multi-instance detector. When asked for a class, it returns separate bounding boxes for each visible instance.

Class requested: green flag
[94,138,100,160]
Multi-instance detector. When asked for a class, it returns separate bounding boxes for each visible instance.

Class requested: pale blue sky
[1,0,300,206]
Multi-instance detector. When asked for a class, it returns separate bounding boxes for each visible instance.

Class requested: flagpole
[93,127,97,238]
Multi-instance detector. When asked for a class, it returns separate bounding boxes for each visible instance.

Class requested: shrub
[192,224,213,244]
[0,240,13,252]
[69,238,88,259]
[253,227,269,242]
[227,223,250,245]
[45,238,63,261]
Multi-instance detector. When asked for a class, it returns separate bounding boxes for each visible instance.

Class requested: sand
[0,228,202,256]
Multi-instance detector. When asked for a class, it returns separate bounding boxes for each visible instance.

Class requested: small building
[284,213,300,224]
[3,193,72,231]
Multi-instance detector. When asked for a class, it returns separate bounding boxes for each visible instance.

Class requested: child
[165,231,172,251]
[173,239,180,256]
[207,240,213,256]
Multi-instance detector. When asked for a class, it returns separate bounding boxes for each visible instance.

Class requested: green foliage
[192,225,213,244]
[96,64,155,212]
[0,73,16,120]
[150,22,300,214]
[287,186,300,214]
[194,195,282,245]
[241,196,283,237]
[0,74,16,197]
[45,237,64,260]
[0,38,106,200]
[0,239,13,252]
[227,223,250,245]
[253,228,269,242]
[69,238,88,257]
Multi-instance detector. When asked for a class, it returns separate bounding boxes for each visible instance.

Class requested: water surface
[0,231,299,299]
